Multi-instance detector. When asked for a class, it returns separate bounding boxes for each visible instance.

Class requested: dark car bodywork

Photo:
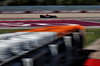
[40,15,58,18]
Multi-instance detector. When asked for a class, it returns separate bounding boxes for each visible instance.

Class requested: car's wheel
[40,15,44,18]
[54,16,57,18]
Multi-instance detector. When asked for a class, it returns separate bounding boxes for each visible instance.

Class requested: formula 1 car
[40,14,58,18]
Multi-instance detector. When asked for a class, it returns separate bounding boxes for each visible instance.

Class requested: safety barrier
[0,10,100,14]
[0,25,95,66]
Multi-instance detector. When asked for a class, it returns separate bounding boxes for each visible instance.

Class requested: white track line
[76,19,100,24]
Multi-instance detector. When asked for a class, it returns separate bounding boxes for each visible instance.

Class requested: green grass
[85,28,100,46]
[0,28,100,46]
[0,29,30,34]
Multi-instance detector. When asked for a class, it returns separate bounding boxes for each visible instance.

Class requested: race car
[40,14,58,18]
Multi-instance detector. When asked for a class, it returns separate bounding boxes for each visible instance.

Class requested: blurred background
[0,0,100,6]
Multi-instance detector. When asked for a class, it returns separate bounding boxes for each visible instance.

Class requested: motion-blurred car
[40,14,58,18]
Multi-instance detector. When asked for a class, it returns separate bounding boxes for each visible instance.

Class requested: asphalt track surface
[0,17,100,29]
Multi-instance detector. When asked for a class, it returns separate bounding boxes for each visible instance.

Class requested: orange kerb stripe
[15,25,85,37]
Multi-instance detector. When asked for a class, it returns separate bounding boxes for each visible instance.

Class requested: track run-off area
[0,13,100,29]
[0,19,100,28]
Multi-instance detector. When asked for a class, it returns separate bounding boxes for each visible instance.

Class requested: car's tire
[54,16,58,18]
[40,15,44,18]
